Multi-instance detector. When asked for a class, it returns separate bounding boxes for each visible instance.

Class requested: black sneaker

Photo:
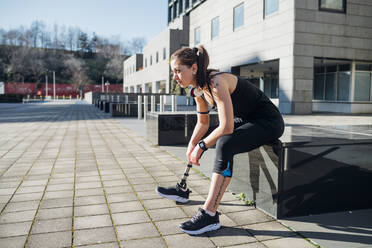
[156,183,191,203]
[179,208,221,235]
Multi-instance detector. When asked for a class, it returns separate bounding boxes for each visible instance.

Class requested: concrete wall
[294,0,372,113]
[189,0,296,113]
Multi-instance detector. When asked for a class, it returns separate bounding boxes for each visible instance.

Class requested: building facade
[124,0,372,114]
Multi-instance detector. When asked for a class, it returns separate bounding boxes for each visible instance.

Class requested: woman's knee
[215,135,234,154]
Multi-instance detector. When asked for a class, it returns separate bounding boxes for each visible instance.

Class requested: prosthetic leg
[156,163,192,203]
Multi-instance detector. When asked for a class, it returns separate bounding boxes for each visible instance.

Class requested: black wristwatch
[198,140,208,151]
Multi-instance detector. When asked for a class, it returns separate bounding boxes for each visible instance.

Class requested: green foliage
[235,192,255,206]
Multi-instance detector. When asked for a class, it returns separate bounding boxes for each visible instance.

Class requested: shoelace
[190,210,204,223]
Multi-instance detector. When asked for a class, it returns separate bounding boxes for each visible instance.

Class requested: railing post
[138,95,143,119]
[172,95,177,112]
[144,95,148,122]
[151,95,155,112]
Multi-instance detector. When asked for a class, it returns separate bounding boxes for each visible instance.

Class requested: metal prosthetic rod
[179,163,193,189]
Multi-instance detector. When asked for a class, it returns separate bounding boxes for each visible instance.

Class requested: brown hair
[171,45,214,88]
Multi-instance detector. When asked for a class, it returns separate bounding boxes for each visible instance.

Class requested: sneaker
[156,183,191,203]
[179,208,221,235]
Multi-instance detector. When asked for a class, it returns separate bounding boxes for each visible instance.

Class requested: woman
[157,46,284,235]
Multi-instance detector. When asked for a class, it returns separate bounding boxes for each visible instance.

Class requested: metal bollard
[151,95,155,112]
[171,95,177,112]
[144,95,148,122]
[160,95,164,112]
[138,95,142,119]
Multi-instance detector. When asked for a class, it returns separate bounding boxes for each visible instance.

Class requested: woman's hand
[189,145,204,166]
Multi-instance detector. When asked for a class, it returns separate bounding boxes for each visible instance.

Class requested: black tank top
[208,72,280,121]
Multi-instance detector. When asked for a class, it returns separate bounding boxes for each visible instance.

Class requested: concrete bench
[230,125,372,218]
[146,111,219,146]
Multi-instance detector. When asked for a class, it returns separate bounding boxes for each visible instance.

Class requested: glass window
[179,0,183,14]
[185,0,189,9]
[265,0,279,16]
[156,52,159,63]
[325,73,336,100]
[150,55,153,65]
[319,0,346,13]
[234,3,244,31]
[211,17,219,40]
[337,71,350,101]
[354,72,371,101]
[194,27,200,45]
[145,58,147,67]
[173,4,177,19]
[163,47,166,60]
[168,7,172,22]
[314,74,325,100]
[356,64,372,71]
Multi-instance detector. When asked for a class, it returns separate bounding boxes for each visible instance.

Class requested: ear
[191,63,198,75]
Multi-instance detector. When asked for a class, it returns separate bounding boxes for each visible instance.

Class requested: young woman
[157,46,284,235]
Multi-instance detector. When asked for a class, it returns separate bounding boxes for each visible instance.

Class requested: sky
[0,0,168,44]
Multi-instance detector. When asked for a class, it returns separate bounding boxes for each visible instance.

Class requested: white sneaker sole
[155,188,189,203]
[180,223,221,235]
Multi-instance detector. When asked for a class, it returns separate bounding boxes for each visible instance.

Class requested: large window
[178,0,183,14]
[354,64,372,101]
[264,0,279,16]
[156,52,159,63]
[319,0,346,13]
[233,3,244,31]
[194,27,200,45]
[313,60,351,101]
[145,58,147,68]
[150,55,153,65]
[211,17,219,40]
[163,47,166,60]
[264,72,279,99]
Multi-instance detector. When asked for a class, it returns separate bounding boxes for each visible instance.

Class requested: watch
[198,140,208,151]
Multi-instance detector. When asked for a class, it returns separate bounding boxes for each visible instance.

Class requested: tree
[129,37,146,54]
[64,54,89,93]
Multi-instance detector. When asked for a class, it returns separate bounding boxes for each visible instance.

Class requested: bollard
[160,95,164,112]
[171,95,177,112]
[138,95,143,119]
[144,95,148,122]
[151,95,155,112]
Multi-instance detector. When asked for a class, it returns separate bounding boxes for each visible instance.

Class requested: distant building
[124,0,372,114]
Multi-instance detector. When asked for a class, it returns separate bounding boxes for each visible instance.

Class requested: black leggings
[213,115,284,177]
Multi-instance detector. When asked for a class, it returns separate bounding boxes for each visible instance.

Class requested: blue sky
[0,0,168,44]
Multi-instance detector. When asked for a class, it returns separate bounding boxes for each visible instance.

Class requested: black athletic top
[207,72,281,122]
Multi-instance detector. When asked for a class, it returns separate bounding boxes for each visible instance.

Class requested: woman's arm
[188,77,234,165]
[186,95,210,163]
[203,78,234,148]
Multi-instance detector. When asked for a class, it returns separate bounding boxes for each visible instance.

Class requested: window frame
[211,16,219,40]
[233,2,244,31]
[194,26,201,45]
[319,0,346,14]
[264,0,279,17]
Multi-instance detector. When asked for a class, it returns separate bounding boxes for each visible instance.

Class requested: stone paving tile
[74,214,112,230]
[0,221,32,238]
[155,218,190,235]
[102,180,128,187]
[208,225,257,247]
[136,190,163,200]
[104,185,133,194]
[132,183,159,192]
[262,236,315,248]
[28,231,71,248]
[0,209,37,223]
[75,188,104,197]
[106,193,137,203]
[219,200,255,214]
[37,207,73,220]
[164,233,215,248]
[116,222,160,240]
[226,209,274,226]
[31,217,72,234]
[75,195,106,206]
[40,197,73,209]
[74,227,117,246]
[11,192,44,202]
[75,204,109,217]
[17,186,45,194]
[244,221,297,241]
[112,210,150,225]
[109,201,144,213]
[75,242,119,248]
[3,201,39,213]
[120,237,166,248]
[44,190,74,199]
[142,198,178,210]
[0,235,27,248]
[148,207,188,222]
[225,242,267,248]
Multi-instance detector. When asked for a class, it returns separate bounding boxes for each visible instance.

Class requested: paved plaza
[0,101,349,248]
